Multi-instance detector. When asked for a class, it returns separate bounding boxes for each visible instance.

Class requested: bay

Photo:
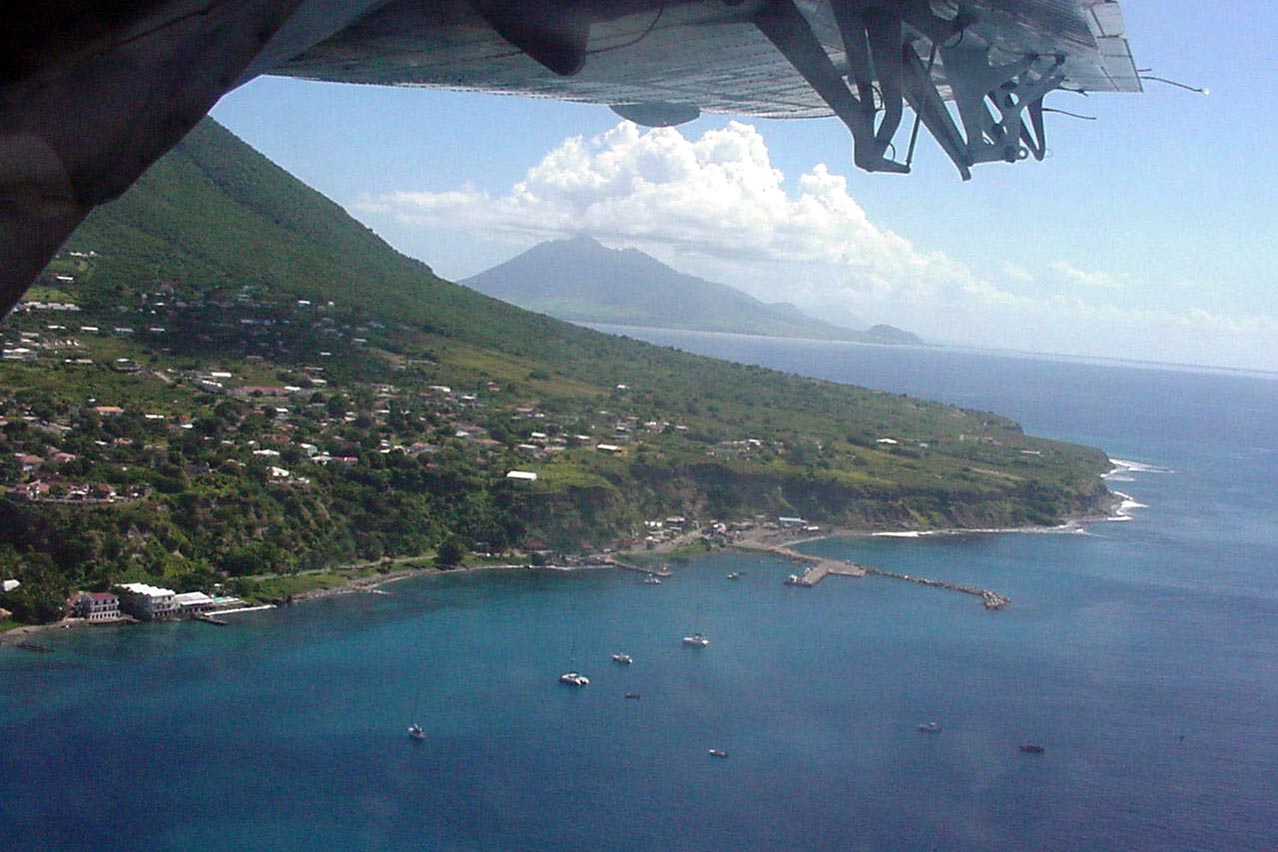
[3,334,1276,851]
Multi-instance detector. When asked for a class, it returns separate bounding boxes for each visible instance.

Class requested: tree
[434,536,467,568]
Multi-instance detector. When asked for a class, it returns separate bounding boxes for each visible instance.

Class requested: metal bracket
[752,0,907,173]
[940,45,1065,165]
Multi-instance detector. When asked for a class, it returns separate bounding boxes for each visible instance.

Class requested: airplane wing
[276,0,1140,173]
[0,0,1139,310]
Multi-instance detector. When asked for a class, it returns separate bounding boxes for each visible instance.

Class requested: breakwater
[862,567,1011,610]
[736,540,1009,609]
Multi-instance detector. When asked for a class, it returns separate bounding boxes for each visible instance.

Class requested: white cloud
[1048,261,1127,291]
[352,121,1278,372]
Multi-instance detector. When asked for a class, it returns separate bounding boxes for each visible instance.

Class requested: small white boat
[407,723,426,741]
[611,653,633,664]
[559,671,590,686]
[708,748,728,758]
[917,721,942,733]
[682,632,710,648]
[726,572,741,580]
[643,574,662,585]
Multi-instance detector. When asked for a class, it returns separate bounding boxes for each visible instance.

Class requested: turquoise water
[3,342,1276,851]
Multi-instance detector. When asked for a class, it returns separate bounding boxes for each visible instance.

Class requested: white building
[115,583,178,620]
[75,591,122,621]
[172,591,214,613]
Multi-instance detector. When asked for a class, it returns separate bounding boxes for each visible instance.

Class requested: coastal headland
[1,119,1114,634]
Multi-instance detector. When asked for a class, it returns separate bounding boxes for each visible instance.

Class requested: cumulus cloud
[352,121,1278,371]
[354,121,964,297]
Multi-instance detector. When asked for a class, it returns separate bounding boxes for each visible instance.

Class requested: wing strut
[750,0,1070,179]
[751,0,907,173]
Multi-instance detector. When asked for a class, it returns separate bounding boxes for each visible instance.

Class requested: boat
[708,748,728,758]
[1019,743,1045,754]
[406,691,426,740]
[624,692,641,699]
[642,574,662,585]
[611,652,633,664]
[559,671,589,686]
[682,632,710,647]
[726,572,741,580]
[917,721,942,733]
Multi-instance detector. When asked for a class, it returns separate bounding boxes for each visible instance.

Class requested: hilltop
[1,119,1111,623]
[462,235,920,344]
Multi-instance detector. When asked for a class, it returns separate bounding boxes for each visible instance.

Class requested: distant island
[462,235,921,345]
[0,119,1110,627]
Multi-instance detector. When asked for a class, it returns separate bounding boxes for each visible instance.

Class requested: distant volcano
[462,235,921,345]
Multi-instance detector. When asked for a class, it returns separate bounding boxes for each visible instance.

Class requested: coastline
[2,492,1128,645]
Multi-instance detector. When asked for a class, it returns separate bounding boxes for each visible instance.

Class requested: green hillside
[1,119,1112,623]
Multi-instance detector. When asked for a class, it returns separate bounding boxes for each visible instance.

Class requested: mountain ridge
[462,235,921,345]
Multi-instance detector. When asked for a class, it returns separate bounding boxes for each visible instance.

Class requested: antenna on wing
[1042,107,1096,121]
[1136,70,1209,96]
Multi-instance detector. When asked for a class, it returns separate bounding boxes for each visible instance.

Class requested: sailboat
[559,630,589,686]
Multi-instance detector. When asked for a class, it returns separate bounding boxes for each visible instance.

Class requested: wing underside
[275,0,1140,177]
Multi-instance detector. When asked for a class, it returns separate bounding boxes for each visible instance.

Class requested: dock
[783,560,867,586]
[737,540,1008,609]
[606,558,673,578]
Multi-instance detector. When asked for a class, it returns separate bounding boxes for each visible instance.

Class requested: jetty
[783,560,867,586]
[863,567,1011,610]
[606,558,673,578]
[736,540,1009,609]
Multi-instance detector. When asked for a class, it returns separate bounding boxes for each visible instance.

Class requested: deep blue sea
[3,335,1276,852]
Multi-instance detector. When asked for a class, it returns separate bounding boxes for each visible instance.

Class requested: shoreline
[2,499,1129,644]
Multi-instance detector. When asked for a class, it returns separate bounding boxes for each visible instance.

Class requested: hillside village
[0,118,1114,628]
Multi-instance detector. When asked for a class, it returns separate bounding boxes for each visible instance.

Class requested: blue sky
[211,1,1277,372]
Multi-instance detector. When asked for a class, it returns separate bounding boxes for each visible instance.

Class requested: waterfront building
[115,583,179,620]
[171,592,214,614]
[75,591,121,621]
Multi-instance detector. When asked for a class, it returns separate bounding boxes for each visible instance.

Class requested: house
[778,516,809,529]
[75,591,122,621]
[506,470,538,483]
[15,453,43,473]
[115,583,178,620]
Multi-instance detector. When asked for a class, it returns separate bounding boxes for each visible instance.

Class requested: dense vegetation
[0,119,1112,623]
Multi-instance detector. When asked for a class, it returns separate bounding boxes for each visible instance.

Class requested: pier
[606,558,673,578]
[863,568,1011,610]
[736,541,1009,609]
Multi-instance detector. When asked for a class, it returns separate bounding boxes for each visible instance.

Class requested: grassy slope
[55,119,1111,533]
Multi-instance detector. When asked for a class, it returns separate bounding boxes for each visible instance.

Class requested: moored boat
[559,671,589,686]
[682,632,709,648]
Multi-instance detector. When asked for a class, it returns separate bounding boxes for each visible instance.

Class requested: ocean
[3,335,1276,852]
